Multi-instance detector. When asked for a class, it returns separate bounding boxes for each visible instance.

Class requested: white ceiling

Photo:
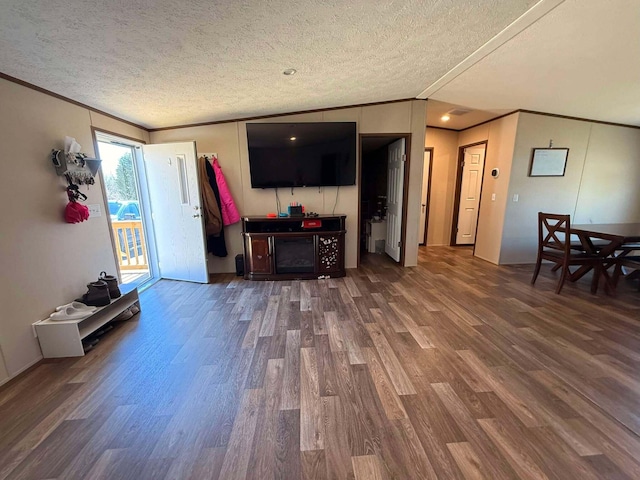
[1,1,638,130]
[429,0,640,127]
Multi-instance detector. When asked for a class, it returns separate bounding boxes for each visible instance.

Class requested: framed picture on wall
[529,148,569,177]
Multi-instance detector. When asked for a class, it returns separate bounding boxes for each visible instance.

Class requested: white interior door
[142,142,209,283]
[385,139,405,262]
[419,150,431,245]
[455,145,486,245]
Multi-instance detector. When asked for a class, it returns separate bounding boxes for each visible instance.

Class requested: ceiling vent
[448,108,472,116]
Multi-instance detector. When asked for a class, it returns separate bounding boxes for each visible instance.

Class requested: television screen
[247,122,356,188]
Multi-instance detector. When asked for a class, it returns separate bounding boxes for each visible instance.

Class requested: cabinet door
[248,236,272,274]
[318,234,343,273]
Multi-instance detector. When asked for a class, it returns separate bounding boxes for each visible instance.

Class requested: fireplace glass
[274,237,315,274]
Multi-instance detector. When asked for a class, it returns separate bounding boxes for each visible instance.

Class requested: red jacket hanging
[210,155,240,226]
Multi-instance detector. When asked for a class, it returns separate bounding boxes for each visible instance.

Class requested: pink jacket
[211,156,241,226]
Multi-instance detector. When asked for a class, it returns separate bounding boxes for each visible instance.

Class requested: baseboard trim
[0,355,43,388]
[473,253,499,265]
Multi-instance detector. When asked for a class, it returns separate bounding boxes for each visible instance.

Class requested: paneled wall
[0,346,8,386]
[428,112,640,266]
[425,113,519,261]
[424,128,459,246]
[151,100,427,271]
[574,123,640,224]
[462,114,520,264]
[0,78,149,381]
[500,113,640,264]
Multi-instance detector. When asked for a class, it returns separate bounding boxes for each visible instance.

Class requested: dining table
[570,223,640,294]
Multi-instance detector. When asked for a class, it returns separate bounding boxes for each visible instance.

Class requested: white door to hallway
[142,142,209,283]
[385,138,405,262]
[455,145,486,245]
[419,149,432,245]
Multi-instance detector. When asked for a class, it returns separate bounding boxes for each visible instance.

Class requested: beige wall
[405,101,429,266]
[467,114,520,264]
[424,128,459,246]
[0,78,148,381]
[151,100,427,270]
[500,112,640,264]
[501,113,591,264]
[424,113,519,262]
[0,346,8,385]
[426,112,639,265]
[574,123,640,224]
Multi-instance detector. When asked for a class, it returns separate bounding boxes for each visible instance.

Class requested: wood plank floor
[1,246,640,479]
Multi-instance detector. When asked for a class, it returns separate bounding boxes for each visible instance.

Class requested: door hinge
[398,241,402,247]
[401,154,407,162]
[461,161,465,167]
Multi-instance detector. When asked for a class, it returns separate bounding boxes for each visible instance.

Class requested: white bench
[35,288,139,358]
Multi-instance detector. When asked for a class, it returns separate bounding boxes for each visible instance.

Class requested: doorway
[451,141,487,246]
[358,134,411,265]
[419,148,433,245]
[94,132,210,286]
[141,142,209,283]
[94,131,156,290]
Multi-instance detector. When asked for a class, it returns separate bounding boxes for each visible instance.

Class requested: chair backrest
[538,212,571,253]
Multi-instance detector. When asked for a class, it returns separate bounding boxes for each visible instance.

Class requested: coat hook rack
[51,136,101,186]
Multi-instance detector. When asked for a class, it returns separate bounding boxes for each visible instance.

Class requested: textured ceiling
[0,0,538,128]
[430,0,640,126]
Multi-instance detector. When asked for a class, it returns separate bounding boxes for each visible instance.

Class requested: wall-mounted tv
[247,122,356,188]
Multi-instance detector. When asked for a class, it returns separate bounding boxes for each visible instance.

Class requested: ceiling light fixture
[290,136,297,141]
[283,68,297,76]
[441,114,450,122]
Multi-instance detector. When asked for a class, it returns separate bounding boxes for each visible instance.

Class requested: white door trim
[93,130,160,287]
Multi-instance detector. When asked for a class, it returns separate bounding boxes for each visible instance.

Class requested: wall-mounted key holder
[51,136,101,186]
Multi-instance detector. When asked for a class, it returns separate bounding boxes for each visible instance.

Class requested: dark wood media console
[242,215,346,280]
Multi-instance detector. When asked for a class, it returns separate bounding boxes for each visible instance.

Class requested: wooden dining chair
[612,255,640,291]
[531,212,601,294]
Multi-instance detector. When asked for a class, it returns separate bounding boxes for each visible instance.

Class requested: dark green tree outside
[106,152,137,201]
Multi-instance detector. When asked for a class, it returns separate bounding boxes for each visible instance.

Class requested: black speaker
[235,254,244,276]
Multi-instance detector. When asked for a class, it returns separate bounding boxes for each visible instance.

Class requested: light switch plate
[491,193,496,201]
[88,204,101,217]
[512,194,519,202]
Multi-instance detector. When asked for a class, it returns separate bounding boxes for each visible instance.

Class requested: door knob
[193,214,201,218]
[194,206,200,210]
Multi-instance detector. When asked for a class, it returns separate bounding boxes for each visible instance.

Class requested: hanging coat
[197,156,222,236]
[210,156,241,226]
[205,159,228,257]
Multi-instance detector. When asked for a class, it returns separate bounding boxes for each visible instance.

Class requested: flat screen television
[246,122,356,188]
